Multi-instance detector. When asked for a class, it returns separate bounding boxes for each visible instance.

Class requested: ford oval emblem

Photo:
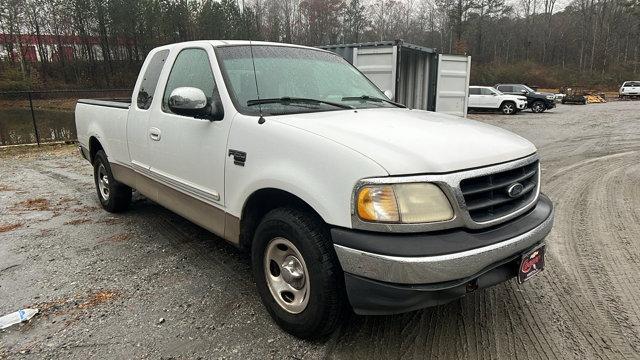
[507,183,524,198]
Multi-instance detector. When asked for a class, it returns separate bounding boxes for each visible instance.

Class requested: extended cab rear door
[145,44,230,214]
[127,48,170,170]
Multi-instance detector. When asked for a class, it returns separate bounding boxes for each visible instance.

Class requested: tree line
[0,0,639,90]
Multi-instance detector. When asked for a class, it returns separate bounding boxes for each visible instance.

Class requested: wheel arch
[238,187,326,252]
[89,136,104,163]
[499,100,516,108]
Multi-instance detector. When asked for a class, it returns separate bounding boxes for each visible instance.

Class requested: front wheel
[251,208,347,339]
[500,101,516,115]
[531,101,546,113]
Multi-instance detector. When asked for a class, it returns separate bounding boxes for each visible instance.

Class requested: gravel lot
[1,101,639,359]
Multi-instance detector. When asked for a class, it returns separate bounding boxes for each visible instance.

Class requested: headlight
[546,95,555,100]
[356,183,454,223]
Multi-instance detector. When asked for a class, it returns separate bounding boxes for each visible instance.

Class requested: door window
[162,48,216,114]
[469,88,481,95]
[512,85,526,93]
[137,50,169,110]
[480,88,494,95]
[498,85,513,93]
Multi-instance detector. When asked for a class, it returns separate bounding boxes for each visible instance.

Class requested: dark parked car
[495,84,556,113]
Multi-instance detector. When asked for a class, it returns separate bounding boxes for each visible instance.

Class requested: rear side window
[137,50,169,110]
[469,88,480,95]
[162,48,216,114]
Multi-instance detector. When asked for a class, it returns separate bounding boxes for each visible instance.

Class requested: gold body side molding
[110,163,240,245]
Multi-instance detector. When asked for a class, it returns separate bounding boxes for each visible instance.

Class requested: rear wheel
[93,150,131,212]
[251,208,347,339]
[531,101,546,113]
[500,101,516,115]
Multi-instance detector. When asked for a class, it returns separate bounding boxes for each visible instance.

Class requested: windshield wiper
[247,97,353,109]
[341,95,406,108]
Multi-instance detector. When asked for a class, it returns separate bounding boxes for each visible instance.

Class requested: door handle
[149,127,161,141]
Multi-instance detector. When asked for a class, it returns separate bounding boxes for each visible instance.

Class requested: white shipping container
[320,41,471,117]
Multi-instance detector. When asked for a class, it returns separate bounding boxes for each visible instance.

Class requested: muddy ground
[1,101,639,359]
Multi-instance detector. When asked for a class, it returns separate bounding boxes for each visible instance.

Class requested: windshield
[490,87,503,95]
[215,45,395,115]
[623,81,640,87]
[522,85,535,93]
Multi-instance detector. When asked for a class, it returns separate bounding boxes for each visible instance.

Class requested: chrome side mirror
[168,87,224,121]
[169,87,207,113]
[383,89,393,100]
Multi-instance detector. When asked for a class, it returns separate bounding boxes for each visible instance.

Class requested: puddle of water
[0,108,76,146]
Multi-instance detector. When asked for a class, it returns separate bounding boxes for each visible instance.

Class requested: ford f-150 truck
[75,41,554,339]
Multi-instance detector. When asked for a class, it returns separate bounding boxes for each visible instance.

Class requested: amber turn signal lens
[357,185,399,222]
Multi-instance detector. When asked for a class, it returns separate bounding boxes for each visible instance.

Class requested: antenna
[249,40,265,124]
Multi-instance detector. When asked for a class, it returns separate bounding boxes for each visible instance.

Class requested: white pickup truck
[75,41,554,339]
[619,81,640,99]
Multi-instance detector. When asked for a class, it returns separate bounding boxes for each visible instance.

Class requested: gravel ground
[1,101,639,359]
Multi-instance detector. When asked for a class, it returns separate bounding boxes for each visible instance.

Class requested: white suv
[469,86,527,115]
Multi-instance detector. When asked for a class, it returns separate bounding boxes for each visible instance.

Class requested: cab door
[126,49,170,170]
[145,45,230,215]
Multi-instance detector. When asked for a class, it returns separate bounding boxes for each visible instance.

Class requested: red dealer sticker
[518,245,546,284]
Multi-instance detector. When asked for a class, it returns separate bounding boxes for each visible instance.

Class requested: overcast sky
[507,0,574,13]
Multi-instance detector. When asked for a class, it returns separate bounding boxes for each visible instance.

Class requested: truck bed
[75,99,131,164]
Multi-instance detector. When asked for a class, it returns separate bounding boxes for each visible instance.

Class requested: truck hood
[271,108,536,175]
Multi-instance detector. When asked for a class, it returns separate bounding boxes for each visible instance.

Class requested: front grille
[460,160,539,222]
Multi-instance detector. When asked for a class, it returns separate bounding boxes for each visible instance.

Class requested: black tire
[499,101,516,115]
[93,150,131,213]
[251,207,347,339]
[531,100,546,113]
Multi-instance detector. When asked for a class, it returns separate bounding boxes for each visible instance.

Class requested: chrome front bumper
[334,205,554,285]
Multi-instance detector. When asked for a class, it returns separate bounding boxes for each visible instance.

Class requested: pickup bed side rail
[77,99,131,109]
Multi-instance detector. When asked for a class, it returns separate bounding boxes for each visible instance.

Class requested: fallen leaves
[0,223,23,233]
[102,233,131,242]
[12,198,51,211]
[35,290,120,317]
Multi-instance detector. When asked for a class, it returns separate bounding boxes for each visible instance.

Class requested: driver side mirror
[169,87,224,121]
[383,89,393,100]
[520,89,528,94]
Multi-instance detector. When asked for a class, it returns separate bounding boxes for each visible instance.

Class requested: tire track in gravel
[542,149,640,358]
